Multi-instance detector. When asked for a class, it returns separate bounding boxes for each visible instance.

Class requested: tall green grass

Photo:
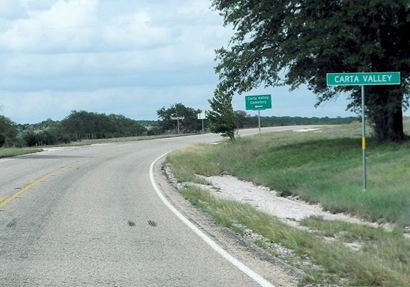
[182,186,410,286]
[0,147,42,158]
[168,124,410,226]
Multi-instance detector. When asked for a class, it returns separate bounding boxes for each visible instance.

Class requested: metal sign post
[327,72,401,191]
[245,94,272,136]
[258,110,261,136]
[170,115,185,134]
[197,111,207,133]
[361,85,366,191]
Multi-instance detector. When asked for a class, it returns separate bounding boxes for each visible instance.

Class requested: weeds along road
[0,126,316,286]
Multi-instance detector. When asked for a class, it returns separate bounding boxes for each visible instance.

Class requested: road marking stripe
[149,152,275,287]
[0,161,84,209]
[0,195,9,203]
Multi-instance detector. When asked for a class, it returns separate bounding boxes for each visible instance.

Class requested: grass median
[0,133,190,158]
[50,133,192,147]
[168,123,410,227]
[0,147,42,158]
[167,122,410,286]
[180,186,409,286]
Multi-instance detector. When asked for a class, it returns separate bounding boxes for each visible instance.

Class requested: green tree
[0,115,18,147]
[208,90,236,140]
[157,103,202,133]
[23,131,57,147]
[234,110,261,128]
[234,110,248,129]
[60,111,146,141]
[213,0,410,142]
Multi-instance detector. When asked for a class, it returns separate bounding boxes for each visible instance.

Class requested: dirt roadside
[153,158,303,287]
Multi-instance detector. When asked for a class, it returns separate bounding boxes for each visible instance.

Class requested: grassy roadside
[168,123,410,227]
[0,147,42,158]
[0,133,191,159]
[47,133,194,147]
[181,186,409,286]
[167,122,410,286]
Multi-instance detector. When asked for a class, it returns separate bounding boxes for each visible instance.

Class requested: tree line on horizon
[0,111,147,147]
[0,105,357,148]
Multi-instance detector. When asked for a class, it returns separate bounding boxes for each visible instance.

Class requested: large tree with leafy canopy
[157,103,202,133]
[212,0,410,142]
[0,115,17,147]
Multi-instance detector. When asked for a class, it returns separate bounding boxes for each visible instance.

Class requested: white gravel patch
[90,143,112,146]
[42,148,65,152]
[42,146,82,152]
[293,128,320,133]
[200,175,391,230]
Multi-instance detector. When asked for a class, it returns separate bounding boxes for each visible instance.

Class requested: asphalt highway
[0,127,313,286]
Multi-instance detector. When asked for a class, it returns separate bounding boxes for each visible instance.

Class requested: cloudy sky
[0,0,356,124]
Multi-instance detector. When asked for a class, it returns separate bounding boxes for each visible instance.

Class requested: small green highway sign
[326,71,401,192]
[245,94,272,136]
[245,95,272,110]
[326,72,400,86]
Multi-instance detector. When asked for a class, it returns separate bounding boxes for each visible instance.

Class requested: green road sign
[245,95,272,110]
[326,71,401,192]
[326,72,400,86]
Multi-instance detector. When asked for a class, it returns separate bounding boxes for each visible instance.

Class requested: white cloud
[0,0,98,52]
[21,0,57,12]
[102,11,173,50]
[0,1,27,19]
[0,0,173,53]
[0,0,353,123]
[0,0,227,90]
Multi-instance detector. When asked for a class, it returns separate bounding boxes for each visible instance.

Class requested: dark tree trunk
[367,86,405,142]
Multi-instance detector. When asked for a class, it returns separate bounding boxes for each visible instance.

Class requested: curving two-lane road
[0,127,312,286]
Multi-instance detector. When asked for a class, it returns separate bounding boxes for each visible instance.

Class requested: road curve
[0,126,313,286]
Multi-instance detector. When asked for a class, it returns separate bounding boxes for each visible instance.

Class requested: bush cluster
[0,111,148,147]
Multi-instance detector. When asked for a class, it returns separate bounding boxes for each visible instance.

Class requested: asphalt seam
[149,152,275,287]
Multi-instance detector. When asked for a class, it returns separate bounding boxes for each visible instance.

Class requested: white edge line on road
[149,152,275,287]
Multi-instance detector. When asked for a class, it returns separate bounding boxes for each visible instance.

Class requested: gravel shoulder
[156,160,302,287]
[195,175,395,231]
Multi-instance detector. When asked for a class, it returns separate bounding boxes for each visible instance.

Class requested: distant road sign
[326,72,400,86]
[170,116,184,120]
[197,112,206,120]
[170,115,184,134]
[245,95,272,110]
